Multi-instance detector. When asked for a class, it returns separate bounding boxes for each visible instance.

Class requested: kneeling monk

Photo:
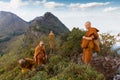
[81,21,100,64]
[34,41,47,65]
[18,58,36,73]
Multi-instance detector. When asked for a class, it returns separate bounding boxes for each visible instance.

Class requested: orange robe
[49,32,55,49]
[34,45,46,65]
[18,58,35,73]
[81,27,100,64]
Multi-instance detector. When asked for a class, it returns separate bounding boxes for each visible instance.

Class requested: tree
[100,33,116,56]
[61,28,85,58]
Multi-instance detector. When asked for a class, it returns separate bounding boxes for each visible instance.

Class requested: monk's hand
[45,54,48,60]
[83,36,93,40]
[34,56,37,62]
[83,36,86,39]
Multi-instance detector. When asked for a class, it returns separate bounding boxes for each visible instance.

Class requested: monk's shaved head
[85,21,91,30]
[39,41,44,46]
[85,21,91,25]
[18,58,26,68]
[50,31,53,33]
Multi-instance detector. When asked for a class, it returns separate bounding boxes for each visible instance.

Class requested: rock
[113,75,120,80]
[118,66,120,74]
[93,52,98,57]
[91,56,120,80]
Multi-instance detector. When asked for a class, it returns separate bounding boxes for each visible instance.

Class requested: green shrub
[100,33,117,56]
[31,71,48,80]
[45,54,69,77]
[52,63,105,80]
[61,28,85,58]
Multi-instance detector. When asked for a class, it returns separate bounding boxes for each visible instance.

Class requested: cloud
[0,0,29,10]
[10,0,29,9]
[69,2,110,10]
[0,0,42,21]
[103,7,120,12]
[42,0,46,3]
[0,0,42,10]
[43,1,65,9]
[28,0,41,6]
[42,0,65,9]
[0,1,9,10]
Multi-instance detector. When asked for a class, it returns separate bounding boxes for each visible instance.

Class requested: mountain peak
[44,12,53,15]
[0,11,13,17]
[30,12,69,35]
[0,11,11,13]
[0,11,29,36]
[44,12,55,18]
[32,12,55,22]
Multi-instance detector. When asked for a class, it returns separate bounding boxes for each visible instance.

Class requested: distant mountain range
[0,11,69,42]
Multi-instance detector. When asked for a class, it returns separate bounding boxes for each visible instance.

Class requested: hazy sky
[0,0,120,34]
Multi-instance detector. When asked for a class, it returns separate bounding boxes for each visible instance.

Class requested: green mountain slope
[0,11,108,80]
[0,28,105,80]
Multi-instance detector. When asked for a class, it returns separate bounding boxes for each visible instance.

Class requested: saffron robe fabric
[81,27,100,63]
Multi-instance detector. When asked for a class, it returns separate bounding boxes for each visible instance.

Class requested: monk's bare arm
[83,35,94,40]
[34,46,39,58]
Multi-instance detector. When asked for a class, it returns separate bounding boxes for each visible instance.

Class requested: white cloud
[42,0,65,9]
[43,1,65,9]
[0,0,42,21]
[0,1,9,10]
[69,2,110,10]
[28,0,41,6]
[0,0,29,10]
[42,0,46,3]
[103,7,120,12]
[0,0,42,10]
[34,1,41,5]
[10,0,29,9]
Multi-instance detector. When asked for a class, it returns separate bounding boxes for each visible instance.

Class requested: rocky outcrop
[91,56,120,80]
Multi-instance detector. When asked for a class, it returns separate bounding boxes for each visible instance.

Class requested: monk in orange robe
[34,41,46,65]
[81,21,100,64]
[18,58,36,73]
[49,31,55,53]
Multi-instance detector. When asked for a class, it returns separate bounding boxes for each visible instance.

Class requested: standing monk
[81,21,100,64]
[49,31,55,54]
[34,41,46,65]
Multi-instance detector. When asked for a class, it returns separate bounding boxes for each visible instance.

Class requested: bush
[51,63,105,80]
[61,28,85,58]
[45,54,69,77]
[100,33,117,56]
[31,71,48,80]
